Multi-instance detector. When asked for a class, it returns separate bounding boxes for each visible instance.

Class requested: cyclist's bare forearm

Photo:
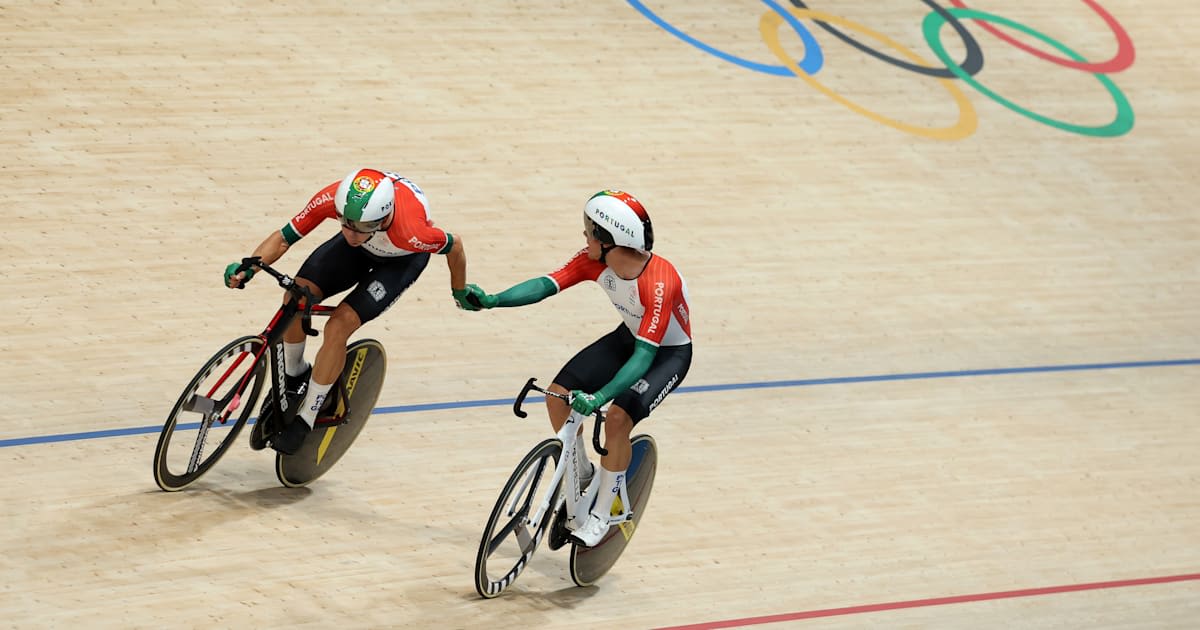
[443,235,467,291]
[249,231,290,266]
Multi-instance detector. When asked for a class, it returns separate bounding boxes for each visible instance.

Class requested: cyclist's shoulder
[641,253,687,283]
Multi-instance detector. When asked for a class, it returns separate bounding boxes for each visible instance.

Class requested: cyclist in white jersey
[462,190,693,547]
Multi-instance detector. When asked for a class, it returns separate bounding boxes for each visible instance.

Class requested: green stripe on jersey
[281,223,302,245]
[437,233,455,254]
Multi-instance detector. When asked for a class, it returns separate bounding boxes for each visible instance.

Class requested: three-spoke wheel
[152,336,267,491]
[474,437,563,598]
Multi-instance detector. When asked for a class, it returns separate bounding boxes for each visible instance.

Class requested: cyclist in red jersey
[462,190,693,547]
[224,169,479,455]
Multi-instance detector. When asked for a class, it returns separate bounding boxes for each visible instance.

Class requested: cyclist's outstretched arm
[464,277,557,310]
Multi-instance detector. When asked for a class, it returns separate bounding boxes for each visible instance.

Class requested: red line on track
[656,573,1200,629]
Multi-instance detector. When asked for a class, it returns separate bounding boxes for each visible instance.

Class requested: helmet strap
[598,244,616,264]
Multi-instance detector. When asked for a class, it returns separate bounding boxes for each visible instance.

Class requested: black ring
[789,0,984,78]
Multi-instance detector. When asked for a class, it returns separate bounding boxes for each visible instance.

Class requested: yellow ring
[760,8,978,140]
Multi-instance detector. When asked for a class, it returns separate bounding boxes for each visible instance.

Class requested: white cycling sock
[297,380,333,428]
[284,341,308,377]
[590,467,626,519]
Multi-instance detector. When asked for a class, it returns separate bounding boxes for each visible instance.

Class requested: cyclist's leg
[549,325,631,432]
[298,251,430,425]
[550,325,632,488]
[605,341,693,465]
[285,235,368,379]
[269,238,375,454]
[574,342,692,544]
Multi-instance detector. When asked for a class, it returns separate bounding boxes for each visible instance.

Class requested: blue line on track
[3,358,1196,448]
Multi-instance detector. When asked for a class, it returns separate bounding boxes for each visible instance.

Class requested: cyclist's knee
[323,305,362,342]
[288,277,324,304]
[605,406,634,437]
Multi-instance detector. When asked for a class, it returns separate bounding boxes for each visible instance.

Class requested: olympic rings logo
[627,1,1136,140]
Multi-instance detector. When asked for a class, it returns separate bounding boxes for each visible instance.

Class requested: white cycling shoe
[569,512,610,547]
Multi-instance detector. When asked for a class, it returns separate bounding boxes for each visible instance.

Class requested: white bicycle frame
[519,403,634,537]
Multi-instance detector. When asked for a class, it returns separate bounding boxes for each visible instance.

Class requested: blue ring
[626,0,824,76]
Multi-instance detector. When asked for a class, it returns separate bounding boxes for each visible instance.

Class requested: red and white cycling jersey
[548,249,692,347]
[281,173,451,257]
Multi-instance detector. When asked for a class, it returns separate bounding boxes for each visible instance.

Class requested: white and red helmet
[335,169,395,233]
[584,190,653,252]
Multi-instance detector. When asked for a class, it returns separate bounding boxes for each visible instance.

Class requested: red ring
[948,0,1134,72]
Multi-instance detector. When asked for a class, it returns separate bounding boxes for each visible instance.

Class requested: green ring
[922,8,1134,137]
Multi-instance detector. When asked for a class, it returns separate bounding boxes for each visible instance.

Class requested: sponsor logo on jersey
[646,281,665,336]
[406,236,441,251]
[650,373,679,412]
[367,280,387,302]
[303,191,334,214]
[676,303,690,325]
[631,379,650,394]
[614,302,638,319]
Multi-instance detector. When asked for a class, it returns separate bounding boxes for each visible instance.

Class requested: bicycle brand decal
[626,1,1136,139]
[275,342,288,411]
[316,346,369,464]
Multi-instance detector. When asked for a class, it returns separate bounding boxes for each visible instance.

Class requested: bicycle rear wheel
[153,336,267,491]
[569,434,658,586]
[474,437,563,599]
[275,338,387,488]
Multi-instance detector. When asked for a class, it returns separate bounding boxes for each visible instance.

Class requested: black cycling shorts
[554,324,692,424]
[296,234,430,324]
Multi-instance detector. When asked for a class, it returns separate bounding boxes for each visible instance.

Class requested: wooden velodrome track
[2,1,1197,627]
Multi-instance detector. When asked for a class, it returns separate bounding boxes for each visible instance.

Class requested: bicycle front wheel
[474,437,563,599]
[153,336,267,491]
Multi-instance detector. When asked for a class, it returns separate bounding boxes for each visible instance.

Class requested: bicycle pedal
[248,419,269,451]
[547,505,570,551]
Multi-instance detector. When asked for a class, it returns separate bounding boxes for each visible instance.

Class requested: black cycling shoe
[285,365,311,396]
[271,418,312,456]
[251,366,310,451]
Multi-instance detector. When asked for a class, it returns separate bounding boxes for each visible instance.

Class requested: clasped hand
[452,284,498,311]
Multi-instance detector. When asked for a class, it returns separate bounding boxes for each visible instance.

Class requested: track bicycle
[474,378,659,598]
[152,257,387,491]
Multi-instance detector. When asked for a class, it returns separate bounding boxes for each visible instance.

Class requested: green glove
[570,390,604,416]
[452,286,477,310]
[223,262,255,288]
[453,284,498,310]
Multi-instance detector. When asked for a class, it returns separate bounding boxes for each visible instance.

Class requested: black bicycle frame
[234,256,346,427]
